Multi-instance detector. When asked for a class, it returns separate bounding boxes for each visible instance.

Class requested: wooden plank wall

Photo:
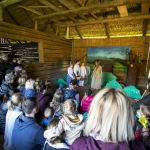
[72,37,150,87]
[0,22,72,82]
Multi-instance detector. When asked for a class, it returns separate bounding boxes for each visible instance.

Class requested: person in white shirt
[79,63,87,86]
[67,64,74,87]
[73,60,80,77]
[85,62,91,85]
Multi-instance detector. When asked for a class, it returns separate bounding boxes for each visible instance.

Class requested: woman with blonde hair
[22,79,36,99]
[91,60,102,91]
[70,88,146,150]
[3,93,24,150]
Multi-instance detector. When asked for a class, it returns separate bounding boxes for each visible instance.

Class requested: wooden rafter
[57,14,150,27]
[35,0,150,20]
[75,26,82,39]
[0,5,3,21]
[66,26,69,39]
[35,20,37,30]
[0,0,23,7]
[5,8,20,25]
[117,6,128,17]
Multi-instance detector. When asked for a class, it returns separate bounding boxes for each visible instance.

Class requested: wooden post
[38,42,44,62]
[35,20,37,30]
[66,26,69,39]
[0,6,3,21]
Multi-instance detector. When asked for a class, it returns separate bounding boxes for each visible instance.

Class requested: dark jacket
[70,136,146,150]
[22,89,36,99]
[12,114,46,150]
[133,95,150,110]
[19,85,25,93]
[63,89,78,101]
[0,81,13,97]
[36,93,51,115]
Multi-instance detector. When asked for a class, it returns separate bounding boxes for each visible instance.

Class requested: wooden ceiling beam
[0,5,3,21]
[0,0,23,7]
[58,0,88,21]
[34,0,150,20]
[66,26,69,39]
[57,14,150,27]
[75,26,83,39]
[117,5,128,17]
[141,3,150,14]
[5,8,20,25]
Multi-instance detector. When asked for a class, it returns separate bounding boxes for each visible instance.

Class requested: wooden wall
[0,22,72,82]
[72,37,150,87]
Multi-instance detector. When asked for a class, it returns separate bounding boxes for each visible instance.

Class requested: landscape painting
[87,46,131,73]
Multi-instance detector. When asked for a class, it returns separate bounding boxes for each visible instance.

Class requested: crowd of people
[0,53,150,150]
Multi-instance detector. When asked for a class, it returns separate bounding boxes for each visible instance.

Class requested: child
[55,83,66,93]
[80,89,93,114]
[43,118,69,150]
[85,62,91,85]
[50,92,63,117]
[35,77,42,86]
[17,77,26,93]
[45,80,53,100]
[79,62,86,87]
[42,107,54,127]
[134,104,150,150]
[44,99,85,146]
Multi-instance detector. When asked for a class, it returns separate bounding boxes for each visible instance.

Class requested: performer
[73,60,80,77]
[91,60,102,91]
[67,64,74,87]
[85,62,91,85]
[79,63,87,86]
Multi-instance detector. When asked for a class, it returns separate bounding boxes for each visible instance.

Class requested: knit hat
[6,69,14,74]
[70,80,77,86]
[14,66,22,71]
[86,89,92,96]
[59,83,66,89]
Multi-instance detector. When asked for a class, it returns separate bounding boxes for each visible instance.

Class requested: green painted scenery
[113,60,128,73]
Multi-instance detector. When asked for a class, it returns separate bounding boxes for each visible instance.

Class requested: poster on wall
[87,46,131,73]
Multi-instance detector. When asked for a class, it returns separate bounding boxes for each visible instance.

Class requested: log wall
[72,37,150,87]
[0,22,72,82]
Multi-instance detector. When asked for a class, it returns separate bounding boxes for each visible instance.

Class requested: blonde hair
[7,93,23,111]
[63,99,76,117]
[69,84,76,91]
[25,79,35,90]
[18,77,26,89]
[85,88,135,143]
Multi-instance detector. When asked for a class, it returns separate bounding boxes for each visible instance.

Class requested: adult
[3,93,24,150]
[0,74,14,98]
[91,60,102,91]
[0,89,20,134]
[70,88,146,150]
[73,60,80,77]
[36,85,51,116]
[12,97,46,150]
[133,79,150,111]
[67,64,74,87]
[85,62,91,85]
[22,79,36,99]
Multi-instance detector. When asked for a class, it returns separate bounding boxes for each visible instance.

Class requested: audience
[43,118,69,150]
[17,77,26,93]
[70,88,145,150]
[36,85,51,116]
[12,97,46,150]
[0,74,14,98]
[44,99,84,146]
[3,93,24,150]
[80,88,93,114]
[22,79,36,99]
[50,92,63,117]
[0,89,20,134]
[42,107,54,127]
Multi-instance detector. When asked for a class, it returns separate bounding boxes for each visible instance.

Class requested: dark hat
[6,69,13,74]
[86,89,92,96]
[59,83,66,89]
[70,80,77,86]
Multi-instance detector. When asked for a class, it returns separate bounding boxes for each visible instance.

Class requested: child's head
[63,99,76,116]
[44,107,54,119]
[20,72,28,78]
[17,58,22,64]
[47,118,60,130]
[35,85,40,94]
[35,77,42,86]
[69,80,77,90]
[140,104,150,118]
[18,77,26,86]
[76,60,80,65]
[82,62,84,66]
[45,80,52,89]
[40,84,47,94]
[83,89,92,101]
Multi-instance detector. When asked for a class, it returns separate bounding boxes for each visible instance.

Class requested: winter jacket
[133,95,150,110]
[0,81,13,97]
[19,85,25,93]
[36,93,51,115]
[3,106,23,150]
[63,89,78,101]
[44,114,84,145]
[80,96,93,114]
[70,136,146,150]
[22,89,36,99]
[12,114,46,150]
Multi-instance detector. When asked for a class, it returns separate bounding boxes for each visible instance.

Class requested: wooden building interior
[0,0,150,87]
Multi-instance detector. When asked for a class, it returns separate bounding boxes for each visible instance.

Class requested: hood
[13,114,36,131]
[63,114,84,128]
[83,96,93,102]
[23,89,36,99]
